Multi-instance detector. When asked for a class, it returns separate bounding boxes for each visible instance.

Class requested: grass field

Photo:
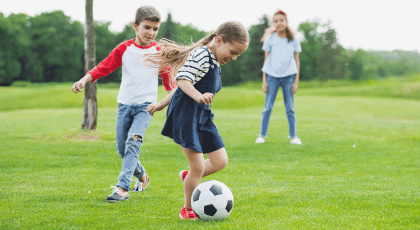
[1,75,420,229]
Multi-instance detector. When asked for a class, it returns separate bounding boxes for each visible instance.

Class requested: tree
[316,24,348,80]
[241,15,269,82]
[93,21,118,83]
[82,0,97,130]
[8,13,45,83]
[0,13,23,85]
[29,11,84,82]
[348,49,365,80]
[162,11,175,41]
[298,20,322,81]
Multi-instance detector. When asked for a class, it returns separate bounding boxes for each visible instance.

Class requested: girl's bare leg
[203,147,228,177]
[182,146,205,208]
[181,147,228,208]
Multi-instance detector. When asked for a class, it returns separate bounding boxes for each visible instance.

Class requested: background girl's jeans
[116,102,152,191]
[259,74,297,138]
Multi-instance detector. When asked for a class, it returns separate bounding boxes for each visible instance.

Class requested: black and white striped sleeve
[175,47,211,85]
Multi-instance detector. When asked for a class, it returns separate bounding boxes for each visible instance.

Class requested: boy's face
[132,20,160,46]
[213,37,248,65]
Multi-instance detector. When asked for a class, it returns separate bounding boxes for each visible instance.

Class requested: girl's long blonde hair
[145,21,249,80]
[261,10,295,43]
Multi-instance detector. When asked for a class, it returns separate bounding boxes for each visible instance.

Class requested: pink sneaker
[179,206,198,220]
[179,170,188,183]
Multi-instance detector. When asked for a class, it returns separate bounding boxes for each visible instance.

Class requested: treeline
[1,11,419,86]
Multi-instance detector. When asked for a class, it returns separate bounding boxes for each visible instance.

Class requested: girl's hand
[146,103,164,116]
[291,82,298,94]
[197,93,214,105]
[262,82,268,94]
[265,26,277,34]
[72,80,86,93]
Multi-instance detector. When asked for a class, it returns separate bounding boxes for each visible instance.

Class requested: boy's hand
[146,103,164,116]
[197,93,214,105]
[72,74,92,93]
[72,80,86,93]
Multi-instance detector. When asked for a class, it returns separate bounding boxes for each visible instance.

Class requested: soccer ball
[191,180,233,221]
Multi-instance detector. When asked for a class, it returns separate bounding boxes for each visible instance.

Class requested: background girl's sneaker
[255,136,265,143]
[179,170,188,183]
[106,187,130,203]
[132,173,150,192]
[290,137,302,145]
[179,206,198,220]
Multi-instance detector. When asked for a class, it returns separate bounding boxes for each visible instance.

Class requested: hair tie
[277,10,287,16]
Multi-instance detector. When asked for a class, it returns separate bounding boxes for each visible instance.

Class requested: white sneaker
[132,173,149,192]
[255,136,265,144]
[290,137,302,145]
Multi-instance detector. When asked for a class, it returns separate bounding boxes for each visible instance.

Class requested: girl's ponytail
[145,21,248,77]
[144,32,217,77]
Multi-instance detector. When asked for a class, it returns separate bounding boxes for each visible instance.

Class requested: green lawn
[1,76,420,229]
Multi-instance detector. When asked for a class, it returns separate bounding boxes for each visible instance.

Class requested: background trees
[29,11,84,83]
[1,10,419,86]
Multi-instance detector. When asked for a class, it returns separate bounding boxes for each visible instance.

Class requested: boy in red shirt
[72,6,176,202]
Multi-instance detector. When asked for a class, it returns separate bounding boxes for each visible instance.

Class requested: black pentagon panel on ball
[204,204,217,216]
[226,200,233,212]
[192,189,201,202]
[209,184,223,196]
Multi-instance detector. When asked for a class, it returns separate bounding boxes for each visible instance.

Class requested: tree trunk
[82,0,97,130]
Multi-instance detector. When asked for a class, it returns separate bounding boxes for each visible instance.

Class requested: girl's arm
[262,51,270,94]
[177,79,214,105]
[291,52,300,94]
[261,26,276,42]
[146,88,177,116]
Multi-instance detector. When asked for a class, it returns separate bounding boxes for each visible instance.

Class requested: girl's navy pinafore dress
[161,47,224,153]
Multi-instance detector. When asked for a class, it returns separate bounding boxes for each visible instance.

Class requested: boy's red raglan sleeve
[155,45,176,90]
[87,42,127,82]
[160,65,176,91]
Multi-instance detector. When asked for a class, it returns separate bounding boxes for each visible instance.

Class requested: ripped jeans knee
[118,135,143,158]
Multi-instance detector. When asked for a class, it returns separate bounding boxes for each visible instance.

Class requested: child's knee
[190,162,205,174]
[127,135,143,145]
[220,155,228,169]
[214,153,228,170]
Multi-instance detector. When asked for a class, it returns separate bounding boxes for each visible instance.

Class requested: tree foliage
[1,10,419,86]
[348,49,365,80]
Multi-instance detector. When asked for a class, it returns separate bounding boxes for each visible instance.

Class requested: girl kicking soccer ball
[146,21,249,220]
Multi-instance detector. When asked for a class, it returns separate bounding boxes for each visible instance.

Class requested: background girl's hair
[135,6,161,25]
[261,10,295,43]
[144,21,249,78]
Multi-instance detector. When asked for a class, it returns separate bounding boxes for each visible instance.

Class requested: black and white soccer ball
[191,180,233,221]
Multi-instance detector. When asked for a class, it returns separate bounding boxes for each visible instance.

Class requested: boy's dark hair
[135,6,161,25]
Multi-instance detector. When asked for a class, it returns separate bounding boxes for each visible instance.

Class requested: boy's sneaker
[106,187,130,203]
[290,137,302,145]
[132,173,150,192]
[179,206,198,220]
[179,170,188,183]
[255,136,265,144]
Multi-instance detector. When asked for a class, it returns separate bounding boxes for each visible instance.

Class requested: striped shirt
[175,47,220,85]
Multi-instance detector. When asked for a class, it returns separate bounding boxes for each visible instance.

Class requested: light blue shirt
[261,33,301,78]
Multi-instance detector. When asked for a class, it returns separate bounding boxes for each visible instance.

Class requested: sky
[2,0,420,52]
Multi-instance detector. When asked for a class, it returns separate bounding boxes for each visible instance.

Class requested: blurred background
[1,0,419,86]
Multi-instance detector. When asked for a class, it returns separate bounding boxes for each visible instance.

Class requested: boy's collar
[133,39,157,49]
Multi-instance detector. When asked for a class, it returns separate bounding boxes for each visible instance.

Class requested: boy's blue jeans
[259,74,297,138]
[115,102,152,191]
